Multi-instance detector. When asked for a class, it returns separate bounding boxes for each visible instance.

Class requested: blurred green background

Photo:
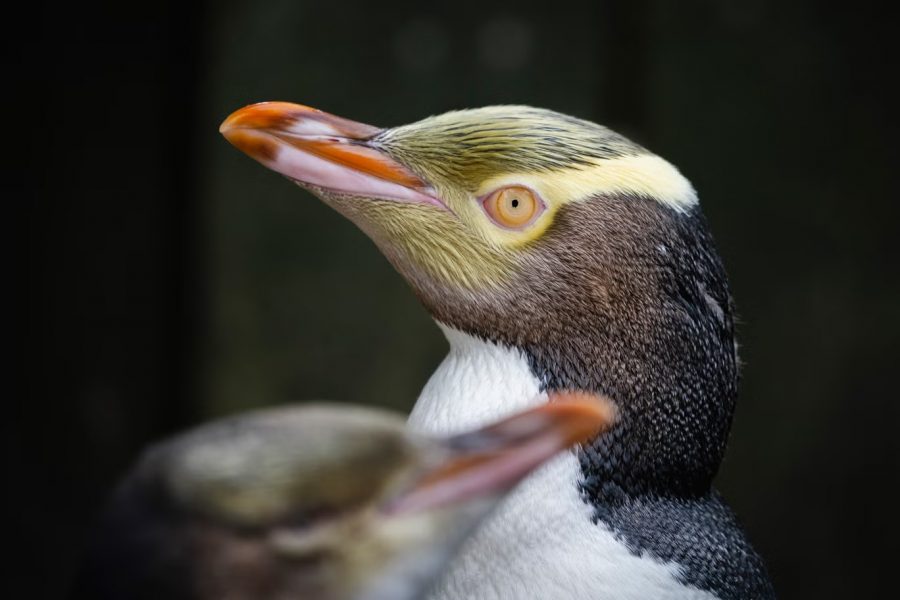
[19,0,896,598]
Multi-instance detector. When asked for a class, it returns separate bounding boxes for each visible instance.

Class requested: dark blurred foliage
[16,0,897,598]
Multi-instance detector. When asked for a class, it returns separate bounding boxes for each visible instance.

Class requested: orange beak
[385,392,617,515]
[220,102,439,205]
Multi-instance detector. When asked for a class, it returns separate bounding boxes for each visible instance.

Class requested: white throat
[408,325,716,600]
[408,324,546,435]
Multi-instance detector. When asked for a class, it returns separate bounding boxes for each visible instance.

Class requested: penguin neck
[409,317,733,506]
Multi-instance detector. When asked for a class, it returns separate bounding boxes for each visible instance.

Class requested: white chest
[408,326,717,600]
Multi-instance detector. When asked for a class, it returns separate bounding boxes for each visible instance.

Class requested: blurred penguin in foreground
[74,394,614,600]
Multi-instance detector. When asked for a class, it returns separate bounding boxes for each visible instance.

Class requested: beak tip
[217,100,430,200]
[219,108,248,138]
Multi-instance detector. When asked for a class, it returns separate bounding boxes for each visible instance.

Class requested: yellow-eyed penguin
[219,102,775,599]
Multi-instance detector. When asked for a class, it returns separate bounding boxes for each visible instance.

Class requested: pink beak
[220,102,439,206]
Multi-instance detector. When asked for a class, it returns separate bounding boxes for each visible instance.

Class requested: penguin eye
[482,186,543,229]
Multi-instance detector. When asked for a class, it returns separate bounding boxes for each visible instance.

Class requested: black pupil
[511,198,519,208]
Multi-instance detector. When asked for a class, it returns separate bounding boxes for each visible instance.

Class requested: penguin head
[221,103,739,498]
[220,103,695,294]
[80,398,613,600]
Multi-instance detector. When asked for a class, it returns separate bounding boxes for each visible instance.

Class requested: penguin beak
[220,102,440,206]
[385,393,616,515]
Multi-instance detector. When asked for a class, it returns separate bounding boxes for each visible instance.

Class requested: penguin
[73,396,613,600]
[220,103,776,599]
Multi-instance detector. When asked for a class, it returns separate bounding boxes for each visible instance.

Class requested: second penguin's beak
[386,393,617,515]
[220,102,439,206]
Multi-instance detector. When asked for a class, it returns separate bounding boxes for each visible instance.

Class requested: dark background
[17,0,897,598]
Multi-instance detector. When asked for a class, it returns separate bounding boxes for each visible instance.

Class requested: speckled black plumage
[596,491,774,600]
[415,194,774,599]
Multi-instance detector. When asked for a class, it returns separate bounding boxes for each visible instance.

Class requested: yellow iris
[483,186,542,229]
